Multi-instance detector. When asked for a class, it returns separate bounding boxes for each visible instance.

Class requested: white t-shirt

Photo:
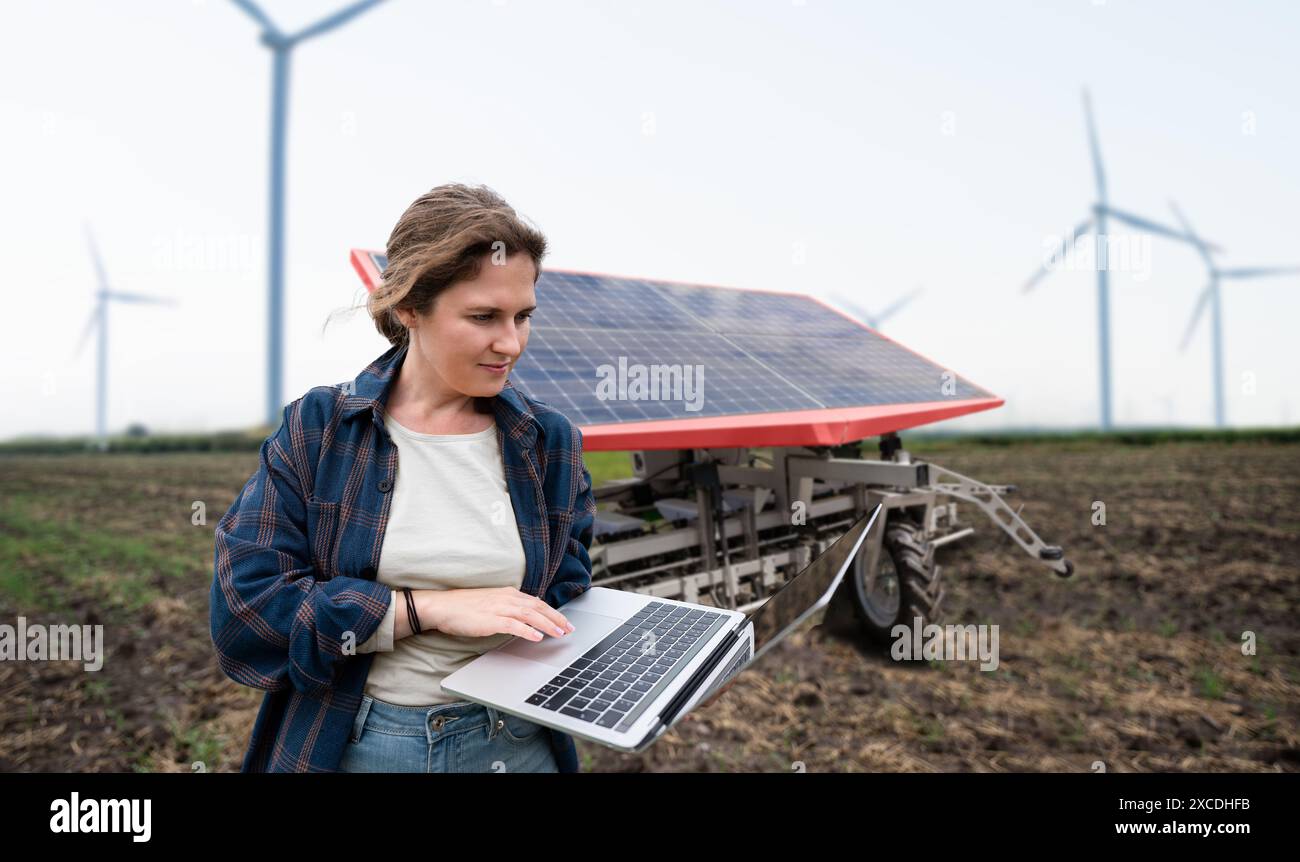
[356,411,528,706]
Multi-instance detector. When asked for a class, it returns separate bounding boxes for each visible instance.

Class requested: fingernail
[555,627,565,636]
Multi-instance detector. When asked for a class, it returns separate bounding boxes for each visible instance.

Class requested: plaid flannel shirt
[210,341,596,772]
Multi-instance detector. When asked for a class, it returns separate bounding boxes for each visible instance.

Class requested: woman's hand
[409,587,575,641]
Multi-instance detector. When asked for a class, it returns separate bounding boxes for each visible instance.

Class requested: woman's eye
[471,312,532,323]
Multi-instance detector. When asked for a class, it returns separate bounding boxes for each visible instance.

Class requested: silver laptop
[442,504,881,753]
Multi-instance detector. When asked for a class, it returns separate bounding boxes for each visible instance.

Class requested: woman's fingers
[526,595,573,633]
[517,606,569,638]
[500,616,546,642]
[480,590,573,640]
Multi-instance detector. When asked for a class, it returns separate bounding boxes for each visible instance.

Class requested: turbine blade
[1082,89,1107,198]
[83,222,110,291]
[1179,284,1212,352]
[291,0,386,43]
[1023,217,1092,293]
[831,296,877,328]
[106,291,176,306]
[1167,200,1215,268]
[1218,266,1300,279]
[75,309,98,358]
[1103,206,1221,251]
[874,287,923,325]
[229,0,283,38]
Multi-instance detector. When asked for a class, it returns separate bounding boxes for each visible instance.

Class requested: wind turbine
[1022,89,1216,431]
[829,286,923,331]
[1168,200,1300,428]
[228,0,388,428]
[77,224,177,452]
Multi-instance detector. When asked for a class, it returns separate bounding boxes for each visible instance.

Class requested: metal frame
[589,436,1072,617]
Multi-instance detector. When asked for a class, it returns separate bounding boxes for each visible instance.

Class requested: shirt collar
[339,341,541,436]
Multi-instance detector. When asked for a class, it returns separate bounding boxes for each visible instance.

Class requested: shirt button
[377,478,392,493]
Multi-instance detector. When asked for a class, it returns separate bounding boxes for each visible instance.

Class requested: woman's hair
[368,183,549,347]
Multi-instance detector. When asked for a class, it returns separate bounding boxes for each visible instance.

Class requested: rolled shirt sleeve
[210,399,393,697]
[356,591,397,653]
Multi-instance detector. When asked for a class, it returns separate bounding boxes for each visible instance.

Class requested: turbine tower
[1023,89,1215,431]
[77,224,177,452]
[1168,201,1300,428]
[228,0,387,427]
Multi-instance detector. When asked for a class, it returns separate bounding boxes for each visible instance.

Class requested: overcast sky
[2,0,1297,442]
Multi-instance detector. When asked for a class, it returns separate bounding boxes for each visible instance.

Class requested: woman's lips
[479,362,509,374]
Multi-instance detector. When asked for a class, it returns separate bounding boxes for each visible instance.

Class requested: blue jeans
[336,694,559,773]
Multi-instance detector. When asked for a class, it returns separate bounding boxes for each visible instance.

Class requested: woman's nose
[495,324,523,355]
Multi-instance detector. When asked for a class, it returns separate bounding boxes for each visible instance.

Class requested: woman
[210,183,596,773]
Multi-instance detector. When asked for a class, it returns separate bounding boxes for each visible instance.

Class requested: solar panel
[531,272,710,334]
[518,329,822,424]
[348,249,1001,449]
[654,280,866,338]
[731,333,990,405]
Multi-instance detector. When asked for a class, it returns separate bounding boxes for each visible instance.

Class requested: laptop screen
[656,505,884,734]
[746,505,881,661]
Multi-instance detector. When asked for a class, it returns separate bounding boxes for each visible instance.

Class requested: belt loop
[485,706,501,740]
[350,695,373,744]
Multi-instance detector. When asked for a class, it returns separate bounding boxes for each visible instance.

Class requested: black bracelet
[402,587,422,635]
[404,589,417,635]
[404,588,420,635]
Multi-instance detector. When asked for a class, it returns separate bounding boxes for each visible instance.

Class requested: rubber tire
[842,516,945,645]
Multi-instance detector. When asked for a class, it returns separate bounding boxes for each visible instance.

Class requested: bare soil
[1,440,1296,772]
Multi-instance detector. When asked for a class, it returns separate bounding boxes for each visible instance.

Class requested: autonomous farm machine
[351,249,1073,644]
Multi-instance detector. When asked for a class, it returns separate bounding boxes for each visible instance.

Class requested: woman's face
[398,252,537,399]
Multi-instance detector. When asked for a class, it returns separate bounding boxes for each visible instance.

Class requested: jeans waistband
[350,694,514,745]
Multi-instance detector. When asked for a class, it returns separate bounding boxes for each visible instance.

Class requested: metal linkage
[924,459,1074,577]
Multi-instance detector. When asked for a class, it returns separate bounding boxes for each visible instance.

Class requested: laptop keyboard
[525,601,728,729]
